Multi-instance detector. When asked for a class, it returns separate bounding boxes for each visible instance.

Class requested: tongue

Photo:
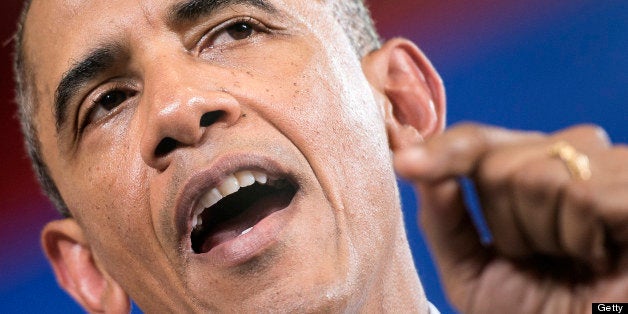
[201,189,292,252]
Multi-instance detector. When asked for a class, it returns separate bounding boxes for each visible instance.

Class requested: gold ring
[548,141,591,180]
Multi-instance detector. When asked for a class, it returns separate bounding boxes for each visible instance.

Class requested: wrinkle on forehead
[25,0,162,109]
[37,0,164,20]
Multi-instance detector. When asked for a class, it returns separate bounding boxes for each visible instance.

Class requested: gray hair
[14,0,70,216]
[332,0,382,57]
[13,0,381,217]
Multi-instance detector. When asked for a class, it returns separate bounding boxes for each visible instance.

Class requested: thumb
[417,178,489,308]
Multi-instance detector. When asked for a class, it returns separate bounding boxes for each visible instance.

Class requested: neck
[361,215,429,313]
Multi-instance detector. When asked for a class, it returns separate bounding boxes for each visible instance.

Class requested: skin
[396,124,628,313]
[22,0,628,313]
[24,0,443,312]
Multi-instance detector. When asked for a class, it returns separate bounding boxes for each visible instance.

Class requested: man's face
[25,0,404,311]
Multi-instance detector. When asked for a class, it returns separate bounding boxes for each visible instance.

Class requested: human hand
[395,123,628,313]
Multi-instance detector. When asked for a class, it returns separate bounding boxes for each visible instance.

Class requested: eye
[207,18,267,48]
[83,88,136,128]
[225,22,254,40]
[98,89,128,111]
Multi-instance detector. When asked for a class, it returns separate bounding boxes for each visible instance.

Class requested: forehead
[22,0,159,110]
[22,0,329,100]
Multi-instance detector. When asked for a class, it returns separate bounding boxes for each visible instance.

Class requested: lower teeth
[241,227,253,235]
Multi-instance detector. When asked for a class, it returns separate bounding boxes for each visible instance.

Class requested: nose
[140,63,241,171]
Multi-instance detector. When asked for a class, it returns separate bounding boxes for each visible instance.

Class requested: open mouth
[191,170,297,254]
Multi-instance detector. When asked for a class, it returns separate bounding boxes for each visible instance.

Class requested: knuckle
[563,181,597,215]
[611,145,628,157]
[593,126,611,144]
[477,152,513,189]
[572,123,604,135]
[595,145,628,175]
[511,164,537,192]
[441,123,487,156]
[513,162,555,194]
[449,122,489,143]
[450,121,484,132]
[562,124,611,146]
[512,160,568,209]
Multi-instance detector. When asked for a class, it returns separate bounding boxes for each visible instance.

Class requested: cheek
[232,36,390,164]
[232,36,398,237]
[65,117,150,251]
[78,118,143,202]
[67,123,167,288]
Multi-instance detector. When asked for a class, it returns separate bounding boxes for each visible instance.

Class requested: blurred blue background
[0,0,626,312]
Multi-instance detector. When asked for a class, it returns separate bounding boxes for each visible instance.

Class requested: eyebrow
[54,45,122,132]
[169,0,276,26]
[54,0,277,133]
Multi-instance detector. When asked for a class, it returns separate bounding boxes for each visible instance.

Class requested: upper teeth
[192,170,270,230]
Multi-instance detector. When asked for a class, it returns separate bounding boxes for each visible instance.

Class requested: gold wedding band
[548,141,591,180]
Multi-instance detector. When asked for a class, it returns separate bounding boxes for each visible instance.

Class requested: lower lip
[194,194,298,267]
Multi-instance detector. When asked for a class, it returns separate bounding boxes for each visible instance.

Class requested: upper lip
[174,153,297,252]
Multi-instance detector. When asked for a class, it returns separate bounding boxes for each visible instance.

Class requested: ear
[42,219,130,313]
[362,38,446,151]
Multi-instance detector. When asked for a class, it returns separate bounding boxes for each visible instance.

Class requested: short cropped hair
[13,0,381,217]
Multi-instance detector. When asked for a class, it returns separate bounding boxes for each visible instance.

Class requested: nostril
[200,111,223,127]
[155,137,178,157]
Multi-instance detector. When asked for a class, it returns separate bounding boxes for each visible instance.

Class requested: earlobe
[42,219,130,313]
[362,38,446,151]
